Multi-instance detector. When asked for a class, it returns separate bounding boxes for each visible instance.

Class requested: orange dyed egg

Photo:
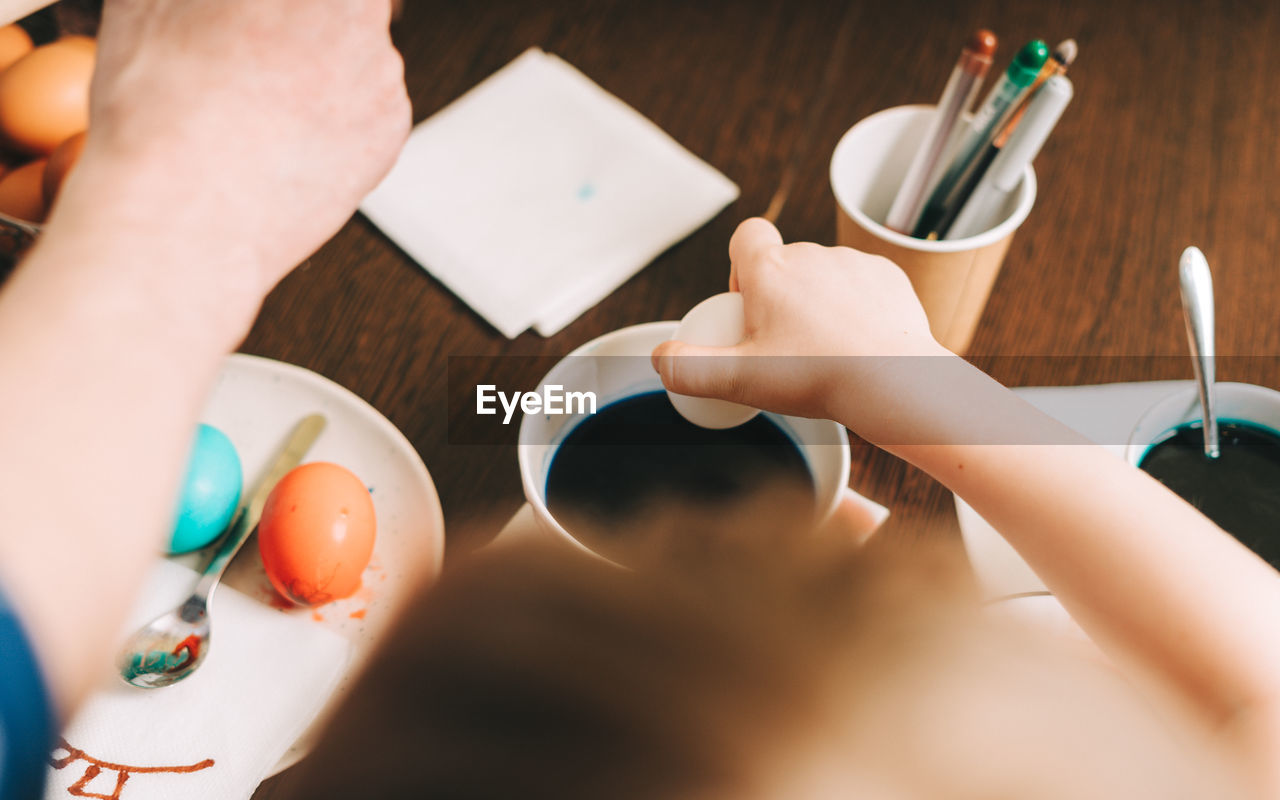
[0,36,95,155]
[258,462,376,607]
[0,158,46,222]
[42,130,85,207]
[0,24,33,72]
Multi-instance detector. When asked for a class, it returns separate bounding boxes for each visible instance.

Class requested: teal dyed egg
[170,423,242,553]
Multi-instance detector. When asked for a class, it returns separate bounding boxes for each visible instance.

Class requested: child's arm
[653,219,1280,749]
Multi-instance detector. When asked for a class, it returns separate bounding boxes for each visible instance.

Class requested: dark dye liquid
[545,391,814,539]
[1139,420,1280,570]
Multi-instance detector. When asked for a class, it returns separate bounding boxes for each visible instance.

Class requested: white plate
[177,354,445,775]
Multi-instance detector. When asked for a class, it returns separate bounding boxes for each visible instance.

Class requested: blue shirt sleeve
[0,584,54,800]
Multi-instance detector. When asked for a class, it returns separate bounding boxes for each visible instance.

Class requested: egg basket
[0,2,98,268]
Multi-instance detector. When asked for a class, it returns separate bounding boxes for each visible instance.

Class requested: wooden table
[254,0,1280,791]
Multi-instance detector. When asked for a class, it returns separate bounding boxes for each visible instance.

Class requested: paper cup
[830,105,1036,354]
[514,322,877,563]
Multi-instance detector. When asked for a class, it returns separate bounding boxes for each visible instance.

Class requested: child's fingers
[651,340,750,402]
[728,217,783,292]
[729,217,784,262]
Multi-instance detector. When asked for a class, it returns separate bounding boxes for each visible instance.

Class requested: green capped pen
[913,39,1048,238]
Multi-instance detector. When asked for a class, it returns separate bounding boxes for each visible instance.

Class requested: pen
[946,75,1073,240]
[993,39,1076,151]
[935,39,1077,239]
[911,39,1048,239]
[884,29,997,234]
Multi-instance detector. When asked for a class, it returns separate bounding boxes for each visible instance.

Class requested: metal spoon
[117,414,327,688]
[1178,246,1219,459]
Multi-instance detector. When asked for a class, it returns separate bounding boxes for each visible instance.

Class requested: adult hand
[52,0,411,311]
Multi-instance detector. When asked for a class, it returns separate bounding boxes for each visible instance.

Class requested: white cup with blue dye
[516,321,880,562]
[1126,381,1280,570]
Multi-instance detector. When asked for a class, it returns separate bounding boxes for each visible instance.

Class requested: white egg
[667,292,760,429]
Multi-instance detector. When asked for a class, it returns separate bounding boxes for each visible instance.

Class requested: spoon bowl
[118,596,212,688]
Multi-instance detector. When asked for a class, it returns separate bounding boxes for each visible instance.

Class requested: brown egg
[0,24,33,73]
[0,36,95,156]
[0,158,47,223]
[42,130,86,207]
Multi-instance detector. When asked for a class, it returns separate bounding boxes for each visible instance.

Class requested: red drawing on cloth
[50,738,214,799]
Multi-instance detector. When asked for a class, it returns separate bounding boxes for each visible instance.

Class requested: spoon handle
[192,413,327,603]
[1179,247,1219,458]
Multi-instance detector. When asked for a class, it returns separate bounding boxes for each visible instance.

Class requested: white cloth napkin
[361,47,740,338]
[45,559,351,800]
[955,381,1188,599]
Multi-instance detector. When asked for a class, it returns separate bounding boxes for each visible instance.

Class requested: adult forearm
[0,0,408,724]
[0,167,261,718]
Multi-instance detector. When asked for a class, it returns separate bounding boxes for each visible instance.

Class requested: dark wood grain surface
[251,0,1280,792]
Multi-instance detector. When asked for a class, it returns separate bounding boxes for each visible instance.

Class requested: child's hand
[652,218,948,426]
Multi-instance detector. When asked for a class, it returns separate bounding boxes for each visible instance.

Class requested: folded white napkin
[45,559,351,800]
[361,47,740,338]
